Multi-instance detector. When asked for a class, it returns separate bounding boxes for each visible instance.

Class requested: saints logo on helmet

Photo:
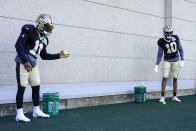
[36,14,54,36]
[163,25,173,40]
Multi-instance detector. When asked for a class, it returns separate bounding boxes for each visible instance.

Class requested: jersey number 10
[166,42,177,54]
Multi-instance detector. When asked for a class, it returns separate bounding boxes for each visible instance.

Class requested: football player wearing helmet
[154,25,184,104]
[15,14,69,122]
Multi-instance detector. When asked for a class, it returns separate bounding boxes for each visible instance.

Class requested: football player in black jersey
[15,14,69,122]
[154,25,184,104]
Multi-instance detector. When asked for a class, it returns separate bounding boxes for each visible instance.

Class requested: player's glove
[154,65,159,72]
[180,61,184,68]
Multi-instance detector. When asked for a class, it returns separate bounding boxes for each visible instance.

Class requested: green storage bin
[43,92,59,116]
[134,86,146,103]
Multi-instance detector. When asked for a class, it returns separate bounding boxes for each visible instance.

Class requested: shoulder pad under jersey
[157,38,163,46]
[21,24,36,34]
[172,35,179,41]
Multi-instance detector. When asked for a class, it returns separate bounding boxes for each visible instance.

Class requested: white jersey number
[29,40,43,57]
[166,42,177,54]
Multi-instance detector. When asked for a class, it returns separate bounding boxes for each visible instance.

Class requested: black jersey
[15,24,59,67]
[157,35,183,60]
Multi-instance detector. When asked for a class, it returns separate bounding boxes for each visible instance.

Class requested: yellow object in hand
[63,49,70,56]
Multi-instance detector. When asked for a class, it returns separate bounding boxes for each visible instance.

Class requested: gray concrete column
[165,0,172,25]
[164,0,173,85]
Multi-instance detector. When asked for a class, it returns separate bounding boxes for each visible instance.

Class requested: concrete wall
[0,0,195,103]
[0,0,165,85]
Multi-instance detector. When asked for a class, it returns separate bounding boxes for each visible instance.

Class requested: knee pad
[29,66,40,86]
[17,64,29,87]
[163,61,171,78]
[29,78,40,86]
[172,62,179,78]
[20,74,29,87]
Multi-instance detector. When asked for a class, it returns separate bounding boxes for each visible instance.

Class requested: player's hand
[154,65,159,72]
[24,62,32,72]
[180,61,184,68]
[59,50,70,58]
